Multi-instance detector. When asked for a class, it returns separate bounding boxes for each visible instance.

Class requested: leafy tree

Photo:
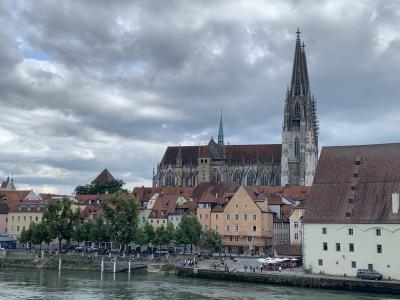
[43,197,81,251]
[176,214,202,252]
[89,216,111,245]
[165,223,176,246]
[200,229,221,254]
[101,191,140,252]
[75,180,125,195]
[72,221,93,243]
[134,227,148,248]
[143,222,155,247]
[19,227,32,244]
[154,226,169,249]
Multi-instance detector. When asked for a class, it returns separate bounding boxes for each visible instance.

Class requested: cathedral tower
[281,29,318,186]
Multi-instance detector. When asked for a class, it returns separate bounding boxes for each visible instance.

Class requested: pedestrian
[279,266,282,273]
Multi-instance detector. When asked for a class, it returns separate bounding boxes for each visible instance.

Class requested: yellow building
[7,210,45,239]
[197,185,274,255]
[289,199,305,245]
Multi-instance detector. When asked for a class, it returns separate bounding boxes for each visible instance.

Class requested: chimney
[392,193,399,214]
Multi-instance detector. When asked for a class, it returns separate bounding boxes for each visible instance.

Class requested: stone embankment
[177,267,400,295]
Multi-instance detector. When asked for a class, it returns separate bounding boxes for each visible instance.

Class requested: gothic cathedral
[154,30,318,188]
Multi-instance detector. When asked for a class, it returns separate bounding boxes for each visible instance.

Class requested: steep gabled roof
[91,169,116,184]
[304,143,400,224]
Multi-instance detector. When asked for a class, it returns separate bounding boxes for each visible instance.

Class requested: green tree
[165,223,176,246]
[134,227,148,248]
[72,221,93,243]
[102,191,140,253]
[43,197,81,251]
[154,226,169,250]
[19,227,32,244]
[200,229,221,254]
[143,222,155,248]
[89,216,111,246]
[75,180,125,195]
[176,214,202,252]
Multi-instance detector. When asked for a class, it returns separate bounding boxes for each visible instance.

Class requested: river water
[0,268,398,300]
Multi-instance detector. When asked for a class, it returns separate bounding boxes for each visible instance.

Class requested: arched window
[165,171,175,187]
[233,170,241,183]
[211,169,221,182]
[294,137,299,159]
[260,173,268,186]
[294,102,300,118]
[247,170,255,186]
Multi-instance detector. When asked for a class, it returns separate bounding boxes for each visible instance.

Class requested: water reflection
[0,268,398,300]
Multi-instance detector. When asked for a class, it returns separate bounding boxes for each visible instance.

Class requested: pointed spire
[290,28,310,97]
[218,109,224,146]
[176,144,182,166]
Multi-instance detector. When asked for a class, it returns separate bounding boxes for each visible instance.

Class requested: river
[0,268,398,299]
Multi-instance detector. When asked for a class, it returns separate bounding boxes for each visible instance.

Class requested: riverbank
[177,267,400,295]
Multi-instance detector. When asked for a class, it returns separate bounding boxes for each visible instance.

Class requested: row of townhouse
[0,190,48,240]
[133,183,310,255]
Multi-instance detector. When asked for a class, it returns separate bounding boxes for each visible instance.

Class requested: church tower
[281,29,318,186]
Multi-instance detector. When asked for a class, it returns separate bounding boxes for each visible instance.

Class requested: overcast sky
[1,0,400,194]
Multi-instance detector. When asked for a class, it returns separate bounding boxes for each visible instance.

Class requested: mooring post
[58,258,62,271]
[101,259,104,273]
[128,261,131,273]
[41,251,44,258]
[113,259,117,273]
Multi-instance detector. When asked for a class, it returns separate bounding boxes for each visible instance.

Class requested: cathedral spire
[218,109,224,146]
[290,28,310,97]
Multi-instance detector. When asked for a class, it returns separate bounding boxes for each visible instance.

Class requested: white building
[303,144,400,280]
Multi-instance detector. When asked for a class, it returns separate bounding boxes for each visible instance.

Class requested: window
[205,214,208,220]
[200,214,203,220]
[215,214,219,220]
[368,264,373,270]
[235,225,239,231]
[247,237,252,242]
[35,216,38,222]
[294,233,299,240]
[226,214,230,220]
[377,244,382,253]
[376,229,381,236]
[253,226,257,232]
[322,227,327,234]
[23,216,26,221]
[294,221,299,228]
[12,216,14,221]
[165,171,175,187]
[215,225,219,230]
[323,242,328,251]
[18,216,20,221]
[336,243,341,252]
[235,203,238,208]
[204,225,208,230]
[318,259,323,266]
[200,159,203,163]
[348,228,353,235]
[157,220,159,224]
[244,214,248,221]
[351,261,356,268]
[23,226,25,231]
[151,220,154,223]
[345,212,352,217]
[17,226,20,232]
[205,159,207,163]
[253,214,257,221]
[229,236,233,241]
[235,214,238,221]
[226,225,230,231]
[247,170,255,186]
[233,170,241,183]
[349,243,354,252]
[294,137,300,159]
[294,102,300,118]
[348,198,354,203]
[163,220,165,224]
[260,173,268,186]
[30,216,32,221]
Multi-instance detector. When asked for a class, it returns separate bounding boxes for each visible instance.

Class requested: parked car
[357,269,383,280]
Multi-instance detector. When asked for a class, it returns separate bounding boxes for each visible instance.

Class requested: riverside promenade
[177,266,400,295]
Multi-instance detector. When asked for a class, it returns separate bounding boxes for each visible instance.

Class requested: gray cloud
[1,0,400,194]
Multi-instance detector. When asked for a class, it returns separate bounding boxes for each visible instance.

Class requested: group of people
[181,258,198,268]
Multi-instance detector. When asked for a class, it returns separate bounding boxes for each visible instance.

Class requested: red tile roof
[148,193,178,219]
[304,143,400,224]
[91,169,116,184]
